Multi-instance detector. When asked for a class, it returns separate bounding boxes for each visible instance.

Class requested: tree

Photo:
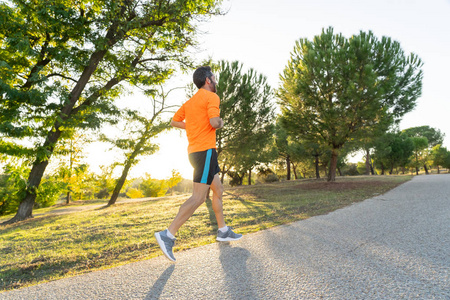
[93,164,118,200]
[214,61,275,185]
[166,169,183,195]
[54,131,91,204]
[431,144,449,174]
[410,137,428,175]
[402,126,445,174]
[0,0,223,223]
[101,85,178,206]
[402,126,444,147]
[140,173,168,197]
[278,27,423,181]
[274,122,294,180]
[373,131,414,174]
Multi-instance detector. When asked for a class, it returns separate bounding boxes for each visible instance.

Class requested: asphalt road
[2,175,449,299]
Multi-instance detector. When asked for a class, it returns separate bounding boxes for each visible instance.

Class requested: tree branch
[46,73,78,83]
[21,33,52,89]
[71,46,147,116]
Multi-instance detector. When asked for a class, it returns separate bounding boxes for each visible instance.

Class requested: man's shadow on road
[219,242,254,299]
[144,264,175,300]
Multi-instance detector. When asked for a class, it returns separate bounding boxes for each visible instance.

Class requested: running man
[155,66,242,262]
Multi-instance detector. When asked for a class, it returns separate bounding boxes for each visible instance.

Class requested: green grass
[0,175,412,291]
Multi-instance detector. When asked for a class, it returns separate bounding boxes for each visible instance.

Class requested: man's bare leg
[168,182,210,235]
[209,174,226,229]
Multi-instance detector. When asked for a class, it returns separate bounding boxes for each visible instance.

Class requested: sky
[85,0,450,180]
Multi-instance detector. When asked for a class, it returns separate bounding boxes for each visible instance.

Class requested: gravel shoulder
[2,175,449,299]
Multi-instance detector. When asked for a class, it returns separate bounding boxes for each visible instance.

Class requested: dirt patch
[294,181,388,191]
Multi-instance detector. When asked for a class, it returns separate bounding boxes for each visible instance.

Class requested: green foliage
[101,85,175,205]
[1,0,223,220]
[126,188,144,199]
[278,27,423,181]
[431,144,449,170]
[0,161,64,215]
[213,60,276,183]
[35,176,65,208]
[356,161,367,175]
[408,136,429,173]
[402,126,444,148]
[93,165,118,199]
[166,169,183,195]
[262,173,279,183]
[139,173,168,197]
[0,162,28,215]
[373,131,414,174]
[340,163,360,176]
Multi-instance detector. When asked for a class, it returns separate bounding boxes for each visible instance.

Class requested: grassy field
[0,175,412,291]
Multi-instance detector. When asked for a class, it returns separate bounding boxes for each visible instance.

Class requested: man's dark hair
[193,66,214,89]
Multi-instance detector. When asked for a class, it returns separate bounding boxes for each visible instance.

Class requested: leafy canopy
[0,0,222,161]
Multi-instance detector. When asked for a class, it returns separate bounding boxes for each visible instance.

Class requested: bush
[0,164,28,216]
[95,188,110,199]
[140,174,168,197]
[342,163,360,176]
[35,177,65,208]
[126,188,144,199]
[263,173,279,183]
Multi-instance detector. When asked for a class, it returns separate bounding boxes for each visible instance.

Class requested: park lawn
[0,175,412,291]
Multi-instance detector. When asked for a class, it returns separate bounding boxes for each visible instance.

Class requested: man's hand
[210,117,223,129]
[171,120,186,129]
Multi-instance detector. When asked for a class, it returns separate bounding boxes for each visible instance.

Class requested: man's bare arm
[210,117,223,129]
[171,120,186,129]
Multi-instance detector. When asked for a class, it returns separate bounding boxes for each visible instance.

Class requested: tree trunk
[424,164,429,175]
[437,166,440,174]
[291,162,298,179]
[286,155,291,180]
[66,139,74,204]
[248,169,252,186]
[365,149,371,175]
[380,162,385,175]
[337,167,342,176]
[108,161,133,206]
[415,153,419,175]
[2,159,50,224]
[315,155,320,179]
[220,161,228,183]
[327,149,338,182]
[108,134,146,206]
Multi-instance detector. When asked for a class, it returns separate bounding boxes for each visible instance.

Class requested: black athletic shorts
[188,148,221,185]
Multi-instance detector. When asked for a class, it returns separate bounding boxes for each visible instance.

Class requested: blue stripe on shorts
[201,149,212,184]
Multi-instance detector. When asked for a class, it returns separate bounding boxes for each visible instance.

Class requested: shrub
[95,188,110,199]
[0,163,28,216]
[35,177,65,208]
[263,173,279,183]
[126,188,144,199]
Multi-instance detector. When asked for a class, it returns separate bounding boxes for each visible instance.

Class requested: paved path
[2,175,449,299]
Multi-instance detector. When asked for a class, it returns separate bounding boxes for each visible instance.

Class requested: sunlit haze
[85,0,450,179]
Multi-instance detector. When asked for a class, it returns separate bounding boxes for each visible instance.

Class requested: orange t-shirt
[173,89,220,154]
